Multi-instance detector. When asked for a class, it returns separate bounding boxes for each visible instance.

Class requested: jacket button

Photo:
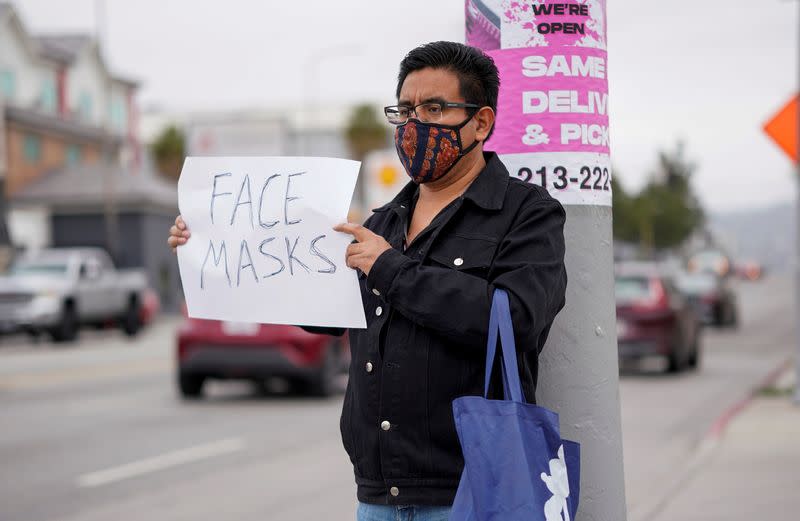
[375,306,383,316]
[366,361,374,373]
[390,486,400,497]
[372,288,381,296]
[453,257,464,266]
[380,420,391,431]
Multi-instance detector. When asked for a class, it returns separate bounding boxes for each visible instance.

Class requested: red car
[615,263,701,373]
[139,288,161,326]
[176,309,349,398]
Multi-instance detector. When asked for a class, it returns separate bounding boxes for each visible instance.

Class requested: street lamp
[778,0,800,405]
[303,43,363,155]
[95,0,120,263]
[793,0,800,405]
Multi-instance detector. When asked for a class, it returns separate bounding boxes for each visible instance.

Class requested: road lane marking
[0,358,170,391]
[76,437,246,488]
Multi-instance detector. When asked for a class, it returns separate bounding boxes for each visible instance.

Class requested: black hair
[396,41,499,140]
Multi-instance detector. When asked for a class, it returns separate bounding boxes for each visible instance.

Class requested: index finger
[334,222,371,242]
[175,214,185,230]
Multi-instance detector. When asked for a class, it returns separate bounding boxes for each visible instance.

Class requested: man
[169,41,567,521]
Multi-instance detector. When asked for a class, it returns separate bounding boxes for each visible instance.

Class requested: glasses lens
[416,103,443,123]
[385,106,408,125]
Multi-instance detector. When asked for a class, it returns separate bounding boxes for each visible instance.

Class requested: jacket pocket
[427,234,497,276]
[339,385,358,472]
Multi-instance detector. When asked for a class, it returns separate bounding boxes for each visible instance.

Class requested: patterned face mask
[394,116,480,184]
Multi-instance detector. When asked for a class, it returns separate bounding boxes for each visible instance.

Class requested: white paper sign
[176,156,366,328]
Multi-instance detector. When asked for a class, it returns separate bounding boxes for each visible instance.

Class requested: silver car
[0,248,148,342]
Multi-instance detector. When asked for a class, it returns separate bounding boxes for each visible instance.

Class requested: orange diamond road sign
[763,94,798,163]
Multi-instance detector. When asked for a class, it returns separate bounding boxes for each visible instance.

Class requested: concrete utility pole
[466,1,627,519]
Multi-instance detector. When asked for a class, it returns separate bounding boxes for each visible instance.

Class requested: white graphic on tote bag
[541,444,571,521]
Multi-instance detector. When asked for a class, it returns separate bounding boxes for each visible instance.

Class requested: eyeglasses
[384,101,480,125]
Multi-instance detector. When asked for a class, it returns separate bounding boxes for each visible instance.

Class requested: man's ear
[473,106,495,142]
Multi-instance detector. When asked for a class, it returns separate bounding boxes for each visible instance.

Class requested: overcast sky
[11,0,799,213]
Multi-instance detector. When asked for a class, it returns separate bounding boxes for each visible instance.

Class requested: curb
[628,357,792,521]
[705,357,793,440]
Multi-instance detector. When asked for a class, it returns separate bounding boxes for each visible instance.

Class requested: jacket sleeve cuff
[367,248,411,296]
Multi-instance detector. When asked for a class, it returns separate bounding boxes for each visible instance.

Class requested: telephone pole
[466,1,627,518]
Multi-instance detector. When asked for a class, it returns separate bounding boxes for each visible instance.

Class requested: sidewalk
[653,364,800,520]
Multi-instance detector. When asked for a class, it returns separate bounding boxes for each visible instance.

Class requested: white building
[0,2,140,252]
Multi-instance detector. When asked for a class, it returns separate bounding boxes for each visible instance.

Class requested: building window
[78,92,93,121]
[111,98,127,130]
[0,70,15,100]
[66,144,82,165]
[23,135,42,163]
[40,79,57,112]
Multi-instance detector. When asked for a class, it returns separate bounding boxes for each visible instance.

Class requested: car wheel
[50,303,79,343]
[178,372,205,399]
[306,341,340,398]
[713,303,725,327]
[687,335,701,369]
[727,305,739,329]
[667,350,683,373]
[666,327,688,373]
[121,297,142,337]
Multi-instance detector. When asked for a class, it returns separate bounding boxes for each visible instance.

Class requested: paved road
[621,274,794,520]
[0,276,792,521]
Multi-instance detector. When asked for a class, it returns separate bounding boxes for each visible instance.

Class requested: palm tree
[344,104,390,212]
[151,125,185,181]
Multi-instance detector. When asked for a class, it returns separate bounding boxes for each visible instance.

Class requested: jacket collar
[372,151,509,213]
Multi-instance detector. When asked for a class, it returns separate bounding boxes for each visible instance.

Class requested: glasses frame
[384,101,481,126]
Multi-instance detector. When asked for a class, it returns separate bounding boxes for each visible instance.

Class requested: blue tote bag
[450,288,580,521]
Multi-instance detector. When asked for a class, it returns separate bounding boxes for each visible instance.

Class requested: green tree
[344,104,390,211]
[612,142,704,256]
[151,125,185,181]
[647,142,704,250]
[611,173,637,242]
[345,104,389,161]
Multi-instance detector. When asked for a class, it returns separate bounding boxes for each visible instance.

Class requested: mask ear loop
[455,107,482,156]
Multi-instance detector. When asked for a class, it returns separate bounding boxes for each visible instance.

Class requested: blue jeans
[356,502,452,521]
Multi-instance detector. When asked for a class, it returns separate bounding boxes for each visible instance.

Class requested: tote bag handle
[483,288,526,403]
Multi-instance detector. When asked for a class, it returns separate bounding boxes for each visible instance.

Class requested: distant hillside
[708,202,794,273]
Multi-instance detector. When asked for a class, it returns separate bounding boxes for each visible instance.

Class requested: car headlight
[32,292,61,308]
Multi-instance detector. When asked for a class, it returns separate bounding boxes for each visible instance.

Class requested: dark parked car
[176,312,349,399]
[615,263,702,372]
[676,271,739,327]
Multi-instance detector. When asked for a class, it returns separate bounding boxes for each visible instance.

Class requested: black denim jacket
[323,152,566,506]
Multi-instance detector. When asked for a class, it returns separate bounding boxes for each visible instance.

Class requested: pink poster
[467,0,611,206]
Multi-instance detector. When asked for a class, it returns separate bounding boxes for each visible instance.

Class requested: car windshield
[676,273,717,294]
[10,263,69,277]
[615,276,651,304]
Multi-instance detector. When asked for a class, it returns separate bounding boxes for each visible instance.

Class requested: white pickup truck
[0,248,148,342]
